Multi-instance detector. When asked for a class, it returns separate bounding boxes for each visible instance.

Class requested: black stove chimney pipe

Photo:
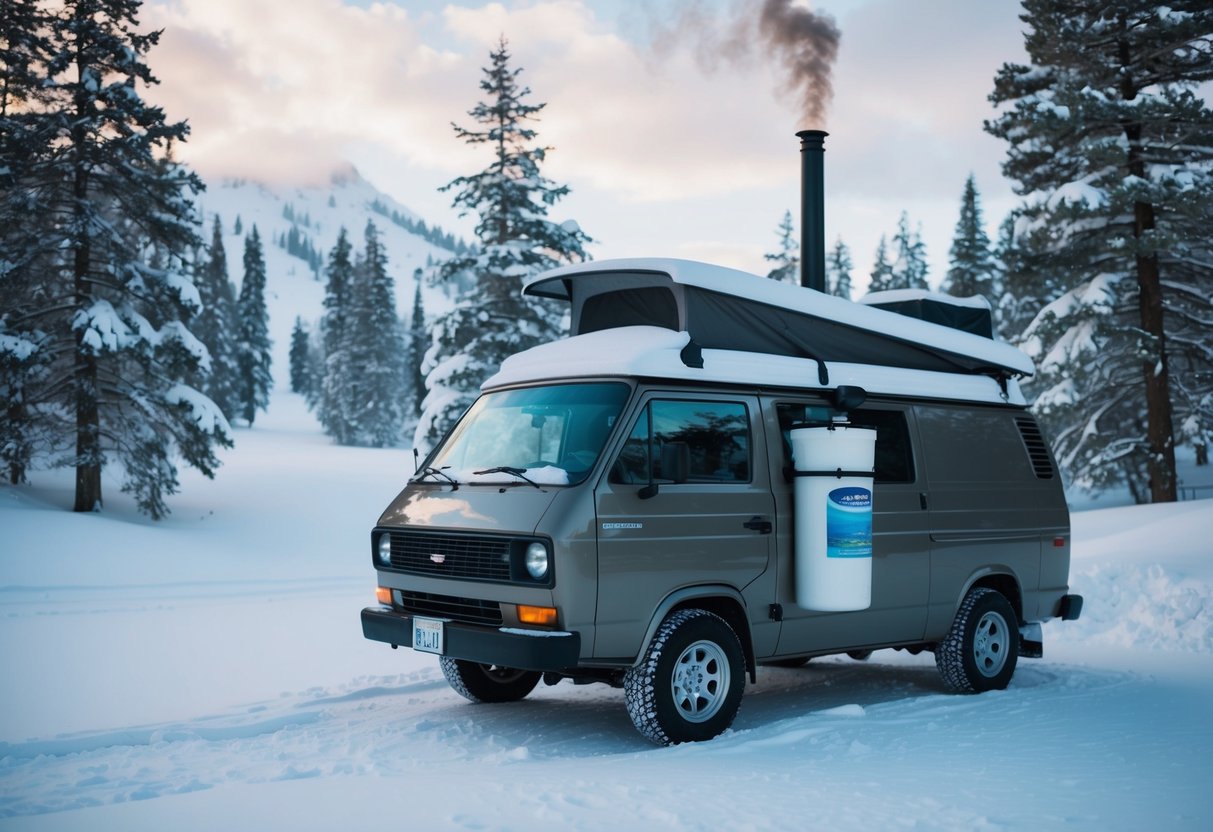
[797,129,828,292]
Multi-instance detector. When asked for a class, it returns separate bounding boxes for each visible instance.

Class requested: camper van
[361,257,1083,745]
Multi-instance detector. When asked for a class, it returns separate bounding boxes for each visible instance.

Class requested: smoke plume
[645,0,841,128]
[756,0,840,127]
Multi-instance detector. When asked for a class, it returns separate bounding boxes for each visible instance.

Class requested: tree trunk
[71,34,102,513]
[1135,249,1178,504]
[72,223,102,512]
[1119,39,1178,505]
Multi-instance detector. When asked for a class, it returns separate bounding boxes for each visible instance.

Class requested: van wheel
[623,609,745,745]
[440,657,541,703]
[935,587,1019,693]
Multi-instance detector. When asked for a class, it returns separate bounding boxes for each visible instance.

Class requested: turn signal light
[375,586,392,605]
[517,604,557,626]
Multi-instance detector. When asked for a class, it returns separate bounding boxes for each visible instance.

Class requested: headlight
[377,533,392,566]
[525,542,549,580]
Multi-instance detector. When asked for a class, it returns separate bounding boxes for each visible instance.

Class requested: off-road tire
[440,657,542,703]
[623,608,745,745]
[935,587,1019,693]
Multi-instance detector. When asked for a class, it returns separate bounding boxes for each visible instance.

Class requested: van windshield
[423,382,632,487]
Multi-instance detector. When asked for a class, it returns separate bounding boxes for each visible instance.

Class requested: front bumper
[361,606,582,672]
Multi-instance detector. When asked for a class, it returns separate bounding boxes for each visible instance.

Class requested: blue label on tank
[826,486,872,558]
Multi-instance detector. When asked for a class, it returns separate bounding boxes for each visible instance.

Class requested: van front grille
[387,531,511,581]
[399,590,503,626]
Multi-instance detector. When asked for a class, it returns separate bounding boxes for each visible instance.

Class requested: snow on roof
[860,288,992,310]
[483,325,1026,407]
[526,258,1034,377]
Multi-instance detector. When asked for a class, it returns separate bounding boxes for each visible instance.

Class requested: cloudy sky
[141,0,1030,292]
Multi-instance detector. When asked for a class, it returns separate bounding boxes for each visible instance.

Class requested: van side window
[776,403,915,484]
[612,400,751,484]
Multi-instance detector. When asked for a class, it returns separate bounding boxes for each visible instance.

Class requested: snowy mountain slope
[1,394,1212,830]
[193,167,460,392]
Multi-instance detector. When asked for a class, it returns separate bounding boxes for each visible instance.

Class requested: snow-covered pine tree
[235,226,272,426]
[0,0,230,517]
[342,221,406,447]
[826,238,854,300]
[317,228,356,442]
[942,175,997,302]
[764,210,799,283]
[415,36,592,450]
[987,0,1213,502]
[192,216,240,420]
[867,235,895,294]
[289,316,312,398]
[408,268,427,420]
[991,211,1046,342]
[0,0,55,485]
[889,212,929,290]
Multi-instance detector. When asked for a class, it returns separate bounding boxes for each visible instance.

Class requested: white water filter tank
[791,425,877,611]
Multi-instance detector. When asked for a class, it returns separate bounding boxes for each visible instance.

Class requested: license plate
[412,617,444,655]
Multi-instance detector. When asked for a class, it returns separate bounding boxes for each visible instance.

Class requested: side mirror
[832,385,867,413]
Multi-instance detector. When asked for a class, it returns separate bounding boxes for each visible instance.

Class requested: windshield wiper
[415,466,459,489]
[473,466,544,490]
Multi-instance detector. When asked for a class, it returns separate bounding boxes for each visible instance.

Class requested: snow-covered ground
[2,394,1212,831]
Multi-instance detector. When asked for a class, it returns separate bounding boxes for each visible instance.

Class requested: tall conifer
[236,226,272,426]
[987,0,1213,501]
[826,238,854,300]
[764,211,799,284]
[0,0,229,517]
[416,36,591,450]
[943,175,996,301]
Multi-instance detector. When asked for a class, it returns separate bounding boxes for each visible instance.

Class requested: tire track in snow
[0,658,1135,821]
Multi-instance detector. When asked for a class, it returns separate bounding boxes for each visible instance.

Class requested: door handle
[744,516,773,534]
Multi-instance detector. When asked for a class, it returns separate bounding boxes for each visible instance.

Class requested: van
[361,258,1083,745]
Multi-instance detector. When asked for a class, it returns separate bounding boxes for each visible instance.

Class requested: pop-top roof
[525,258,1033,379]
[483,326,1026,407]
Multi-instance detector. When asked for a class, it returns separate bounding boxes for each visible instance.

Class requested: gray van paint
[371,383,1071,664]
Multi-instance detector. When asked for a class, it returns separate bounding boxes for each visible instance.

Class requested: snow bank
[1055,501,1213,653]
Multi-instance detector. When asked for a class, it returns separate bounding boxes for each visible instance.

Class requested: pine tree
[192,216,240,419]
[0,0,230,517]
[826,238,854,300]
[889,212,930,290]
[0,0,55,485]
[409,268,427,421]
[764,210,798,284]
[317,228,356,441]
[943,175,997,301]
[289,316,312,398]
[867,235,895,294]
[416,36,592,450]
[343,221,406,447]
[992,211,1046,341]
[987,0,1213,502]
[236,226,272,425]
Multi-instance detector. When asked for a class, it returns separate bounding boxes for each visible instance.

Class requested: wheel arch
[964,570,1024,626]
[635,586,757,683]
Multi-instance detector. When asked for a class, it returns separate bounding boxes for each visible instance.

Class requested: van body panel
[592,391,775,659]
[763,397,931,655]
[915,404,1057,637]
[378,485,558,535]
[534,485,601,659]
